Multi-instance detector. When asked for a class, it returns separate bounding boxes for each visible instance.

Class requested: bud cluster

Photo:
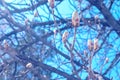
[87,38,99,51]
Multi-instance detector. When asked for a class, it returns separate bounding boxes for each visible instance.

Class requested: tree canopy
[0,0,120,80]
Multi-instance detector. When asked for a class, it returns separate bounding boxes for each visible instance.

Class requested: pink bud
[53,29,57,38]
[62,31,69,43]
[72,11,80,27]
[105,57,109,63]
[94,15,99,19]
[26,63,32,68]
[87,39,93,51]
[93,38,99,50]
[34,11,38,17]
[53,29,57,35]
[48,0,55,8]
[3,40,9,49]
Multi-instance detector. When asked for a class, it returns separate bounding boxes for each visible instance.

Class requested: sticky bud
[87,39,93,51]
[53,29,57,35]
[72,11,80,27]
[48,0,55,8]
[93,38,99,50]
[53,29,57,38]
[26,63,32,68]
[34,11,38,17]
[62,31,69,43]
[105,57,109,63]
[3,40,9,49]
[94,15,99,19]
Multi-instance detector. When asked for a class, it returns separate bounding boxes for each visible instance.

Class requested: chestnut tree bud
[3,40,9,49]
[26,63,32,68]
[72,11,80,27]
[87,39,93,51]
[48,0,55,8]
[34,11,38,17]
[62,31,69,43]
[105,57,109,63]
[93,38,99,50]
